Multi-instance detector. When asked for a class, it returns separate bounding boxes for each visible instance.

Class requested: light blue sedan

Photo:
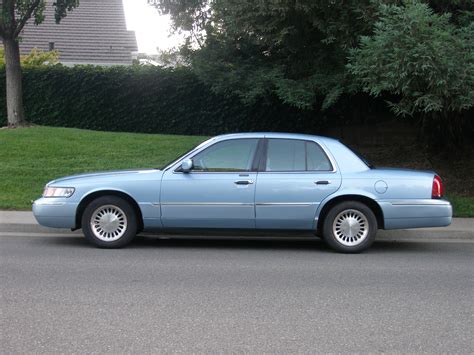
[33,133,452,252]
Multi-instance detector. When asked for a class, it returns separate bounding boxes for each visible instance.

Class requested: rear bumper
[378,199,452,230]
[32,198,78,228]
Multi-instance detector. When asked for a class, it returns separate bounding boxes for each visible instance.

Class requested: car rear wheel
[82,196,137,248]
[322,201,377,253]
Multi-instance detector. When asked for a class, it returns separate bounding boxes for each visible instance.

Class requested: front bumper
[379,199,452,230]
[32,198,78,229]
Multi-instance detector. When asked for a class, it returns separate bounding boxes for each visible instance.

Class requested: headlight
[43,187,75,198]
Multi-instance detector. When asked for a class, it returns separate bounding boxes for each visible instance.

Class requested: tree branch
[13,0,41,38]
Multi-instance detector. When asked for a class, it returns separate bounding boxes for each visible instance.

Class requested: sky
[122,0,184,54]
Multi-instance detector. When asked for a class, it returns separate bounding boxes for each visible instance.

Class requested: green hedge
[0,65,326,135]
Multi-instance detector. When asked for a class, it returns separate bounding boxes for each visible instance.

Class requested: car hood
[48,169,160,185]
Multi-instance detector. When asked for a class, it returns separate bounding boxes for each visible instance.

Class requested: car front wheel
[82,196,137,248]
[322,201,377,253]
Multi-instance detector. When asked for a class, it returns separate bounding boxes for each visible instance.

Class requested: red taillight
[432,175,443,199]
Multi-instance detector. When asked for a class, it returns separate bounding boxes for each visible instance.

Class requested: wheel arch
[316,194,385,233]
[75,190,144,232]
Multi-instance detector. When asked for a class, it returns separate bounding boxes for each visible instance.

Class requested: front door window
[191,139,259,172]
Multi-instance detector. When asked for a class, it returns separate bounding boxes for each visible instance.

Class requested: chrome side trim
[33,201,66,206]
[256,202,317,206]
[161,202,254,206]
[258,171,336,175]
[384,199,451,206]
[160,202,318,206]
[172,171,255,175]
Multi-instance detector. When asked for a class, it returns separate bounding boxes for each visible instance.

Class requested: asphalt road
[1,231,473,353]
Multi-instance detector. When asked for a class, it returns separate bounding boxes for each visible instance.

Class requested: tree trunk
[3,37,26,127]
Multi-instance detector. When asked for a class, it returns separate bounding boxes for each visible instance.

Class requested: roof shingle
[19,0,138,65]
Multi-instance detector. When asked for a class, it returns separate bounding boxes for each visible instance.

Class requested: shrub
[0,65,327,135]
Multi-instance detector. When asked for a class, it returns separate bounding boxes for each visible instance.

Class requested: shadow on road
[26,234,455,254]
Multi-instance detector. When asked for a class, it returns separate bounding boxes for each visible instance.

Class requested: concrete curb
[1,210,472,240]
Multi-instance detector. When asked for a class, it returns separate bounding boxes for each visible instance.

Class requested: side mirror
[181,158,193,173]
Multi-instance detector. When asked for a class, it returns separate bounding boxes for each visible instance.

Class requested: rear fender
[313,190,384,231]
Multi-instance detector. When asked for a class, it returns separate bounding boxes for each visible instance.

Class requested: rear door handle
[315,180,331,185]
[234,180,254,185]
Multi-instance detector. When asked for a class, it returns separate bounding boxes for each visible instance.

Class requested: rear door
[255,138,341,230]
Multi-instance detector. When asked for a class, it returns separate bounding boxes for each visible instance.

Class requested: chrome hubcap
[90,205,127,242]
[333,209,369,246]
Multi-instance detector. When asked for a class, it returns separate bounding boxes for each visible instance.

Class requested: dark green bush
[0,65,326,135]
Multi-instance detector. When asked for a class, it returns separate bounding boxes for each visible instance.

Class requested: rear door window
[265,139,332,172]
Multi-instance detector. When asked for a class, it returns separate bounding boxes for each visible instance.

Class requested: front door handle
[315,180,331,185]
[234,180,254,185]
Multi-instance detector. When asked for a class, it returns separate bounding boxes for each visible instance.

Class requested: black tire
[322,201,377,253]
[81,195,138,248]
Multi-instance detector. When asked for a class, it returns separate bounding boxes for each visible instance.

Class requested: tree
[151,0,472,146]
[0,0,78,127]
[347,1,473,147]
[150,0,383,110]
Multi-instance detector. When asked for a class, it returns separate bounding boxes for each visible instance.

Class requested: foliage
[347,1,474,117]
[447,195,474,217]
[0,65,323,134]
[0,0,79,37]
[151,0,473,111]
[0,47,59,66]
[149,0,473,146]
[21,47,59,66]
[150,0,383,110]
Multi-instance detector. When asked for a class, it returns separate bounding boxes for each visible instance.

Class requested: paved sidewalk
[1,210,472,240]
[0,211,37,225]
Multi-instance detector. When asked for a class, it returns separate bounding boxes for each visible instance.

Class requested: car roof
[213,132,337,142]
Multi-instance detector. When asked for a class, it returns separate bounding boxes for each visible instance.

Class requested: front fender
[75,186,161,229]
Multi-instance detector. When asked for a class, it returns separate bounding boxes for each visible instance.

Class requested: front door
[161,138,261,229]
[255,138,341,230]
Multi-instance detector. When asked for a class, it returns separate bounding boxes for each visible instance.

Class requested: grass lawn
[446,195,474,218]
[0,126,206,210]
[1,126,472,217]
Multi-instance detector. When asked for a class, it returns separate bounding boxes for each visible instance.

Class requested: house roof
[19,0,138,66]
